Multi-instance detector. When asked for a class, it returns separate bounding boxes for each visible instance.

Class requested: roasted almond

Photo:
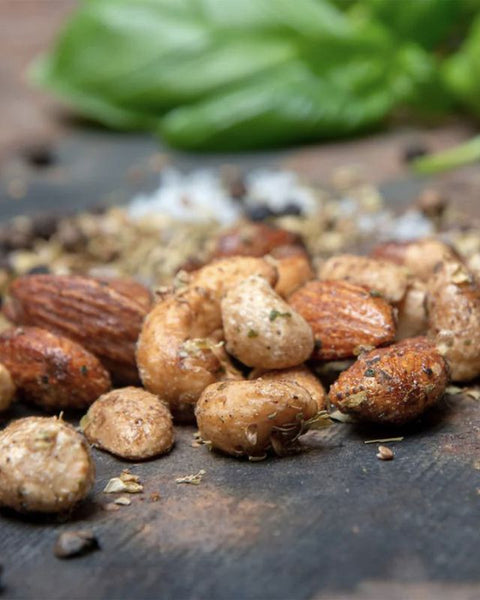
[329,337,448,425]
[102,277,152,313]
[426,260,480,381]
[288,280,396,360]
[371,239,458,281]
[0,327,111,410]
[211,222,301,259]
[318,254,409,304]
[4,275,151,384]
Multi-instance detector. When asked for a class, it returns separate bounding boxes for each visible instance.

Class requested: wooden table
[0,126,479,600]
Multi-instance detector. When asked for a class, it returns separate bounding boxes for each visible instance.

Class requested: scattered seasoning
[403,141,428,163]
[446,385,463,395]
[80,365,88,376]
[102,502,121,512]
[175,469,206,485]
[329,410,357,424]
[465,389,480,400]
[245,204,275,222]
[54,530,99,559]
[120,470,140,483]
[369,289,382,298]
[248,454,267,462]
[192,431,211,448]
[149,492,161,503]
[364,437,404,444]
[247,329,258,338]
[269,309,291,322]
[103,476,143,494]
[376,445,394,461]
[353,344,375,356]
[114,496,132,506]
[364,368,376,377]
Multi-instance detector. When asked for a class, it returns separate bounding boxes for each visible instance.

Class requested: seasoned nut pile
[0,172,479,516]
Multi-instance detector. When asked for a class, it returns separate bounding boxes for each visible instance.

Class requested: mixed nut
[0,201,478,516]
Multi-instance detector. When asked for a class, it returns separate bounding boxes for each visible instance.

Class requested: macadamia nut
[222,275,314,369]
[81,387,174,460]
[0,417,95,513]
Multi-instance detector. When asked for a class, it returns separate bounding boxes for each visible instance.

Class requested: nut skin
[371,239,458,282]
[81,387,174,460]
[318,254,409,304]
[102,277,152,313]
[269,245,315,299]
[426,261,480,382]
[195,379,318,458]
[329,337,449,425]
[0,327,111,411]
[222,275,314,369]
[289,280,396,361]
[4,275,151,384]
[0,362,16,411]
[137,287,241,420]
[0,417,95,513]
[249,365,326,411]
[211,222,301,259]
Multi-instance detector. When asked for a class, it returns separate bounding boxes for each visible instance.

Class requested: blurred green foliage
[31,0,480,152]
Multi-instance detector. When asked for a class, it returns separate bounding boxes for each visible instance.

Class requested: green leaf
[31,0,459,150]
[443,14,480,118]
[358,0,460,50]
[159,48,424,151]
[412,136,480,174]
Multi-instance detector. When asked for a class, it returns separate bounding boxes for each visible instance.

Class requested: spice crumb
[114,496,132,506]
[54,530,99,559]
[364,437,404,444]
[102,502,121,512]
[175,469,206,485]
[376,445,394,461]
[103,476,143,494]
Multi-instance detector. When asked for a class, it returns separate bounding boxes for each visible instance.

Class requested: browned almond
[329,337,448,425]
[0,327,111,410]
[371,239,458,281]
[288,280,396,360]
[4,275,151,384]
[426,260,480,381]
[318,254,409,304]
[211,222,301,259]
[102,277,152,313]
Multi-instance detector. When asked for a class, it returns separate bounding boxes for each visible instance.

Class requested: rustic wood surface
[0,4,479,598]
[0,129,479,600]
[0,386,478,600]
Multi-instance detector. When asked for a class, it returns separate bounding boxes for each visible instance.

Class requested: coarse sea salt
[128,167,320,224]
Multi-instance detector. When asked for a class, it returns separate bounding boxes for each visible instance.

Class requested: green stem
[412,135,480,174]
